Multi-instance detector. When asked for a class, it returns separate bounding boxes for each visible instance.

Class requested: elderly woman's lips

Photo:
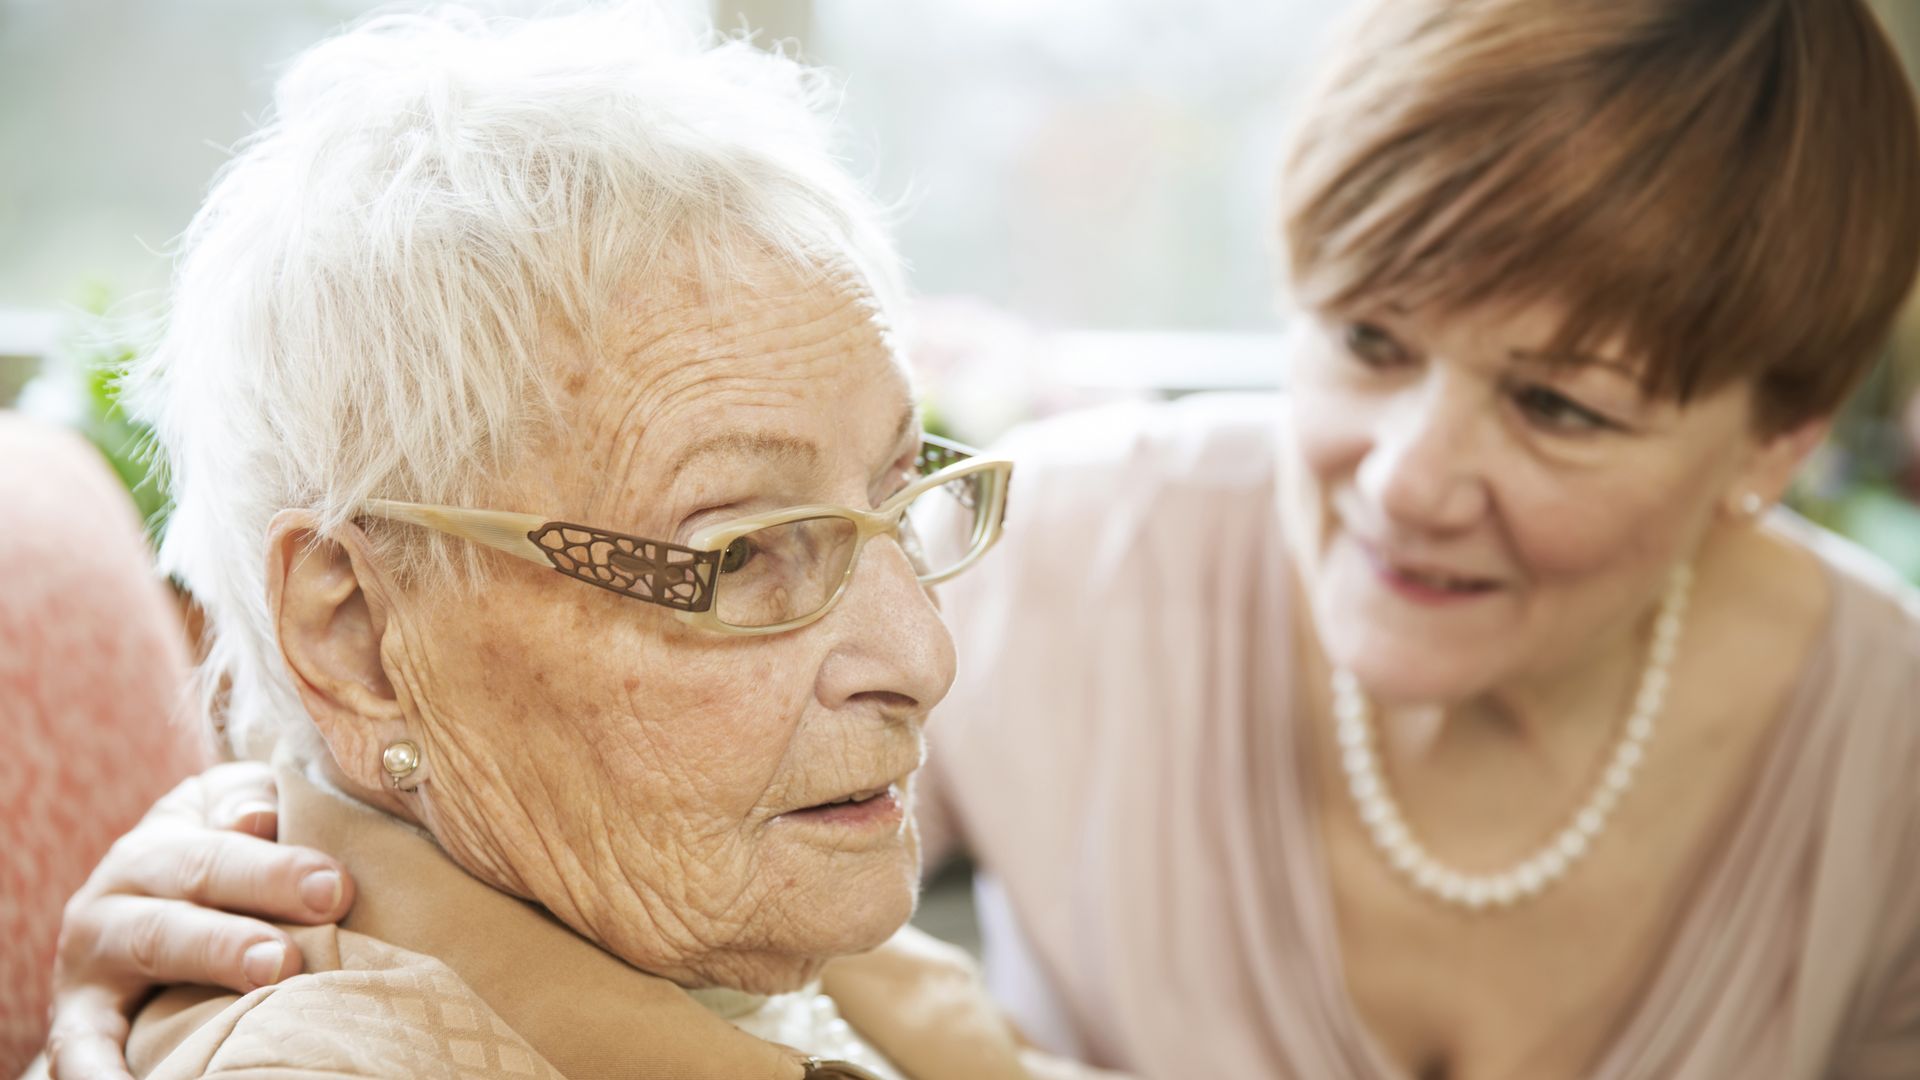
[777,785,903,829]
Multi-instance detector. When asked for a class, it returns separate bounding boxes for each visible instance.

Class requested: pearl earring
[381,739,423,790]
[1738,492,1766,518]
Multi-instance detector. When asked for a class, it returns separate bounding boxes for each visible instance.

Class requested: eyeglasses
[361,434,1012,636]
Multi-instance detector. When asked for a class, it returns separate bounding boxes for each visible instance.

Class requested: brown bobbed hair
[1279,0,1920,436]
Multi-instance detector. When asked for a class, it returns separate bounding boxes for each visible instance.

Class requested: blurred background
[5,0,1920,948]
[8,2,1920,534]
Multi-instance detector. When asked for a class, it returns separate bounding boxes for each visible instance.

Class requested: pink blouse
[918,394,1920,1079]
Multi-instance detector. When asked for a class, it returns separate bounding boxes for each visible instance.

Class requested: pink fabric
[921,394,1920,1079]
[0,415,211,1076]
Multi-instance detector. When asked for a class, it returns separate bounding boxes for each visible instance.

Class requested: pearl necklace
[1330,563,1692,912]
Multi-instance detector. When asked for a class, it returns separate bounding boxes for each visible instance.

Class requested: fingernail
[232,799,275,819]
[242,941,286,988]
[233,802,277,837]
[301,869,342,915]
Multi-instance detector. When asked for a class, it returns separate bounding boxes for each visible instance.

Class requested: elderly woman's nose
[1355,380,1490,534]
[814,536,958,715]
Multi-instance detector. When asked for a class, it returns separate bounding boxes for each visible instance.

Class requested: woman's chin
[1352,667,1471,710]
[1324,631,1501,710]
[761,850,919,968]
[1312,550,1521,707]
[818,867,919,955]
[674,884,915,996]
[734,907,912,996]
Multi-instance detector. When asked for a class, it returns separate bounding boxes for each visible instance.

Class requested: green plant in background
[1786,352,1920,584]
[918,398,955,443]
[78,348,167,533]
[1811,485,1920,580]
[65,287,169,543]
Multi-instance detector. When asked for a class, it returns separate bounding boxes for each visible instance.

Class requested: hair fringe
[1278,0,1920,434]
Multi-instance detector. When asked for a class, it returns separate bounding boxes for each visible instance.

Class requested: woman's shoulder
[1766,512,1920,844]
[128,926,561,1080]
[1774,512,1920,674]
[1761,515,1920,1051]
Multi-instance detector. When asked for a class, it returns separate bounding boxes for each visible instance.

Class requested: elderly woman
[43,0,1920,1078]
[32,7,1064,1080]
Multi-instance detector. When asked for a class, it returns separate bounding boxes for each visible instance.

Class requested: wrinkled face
[384,262,955,993]
[1284,300,1765,706]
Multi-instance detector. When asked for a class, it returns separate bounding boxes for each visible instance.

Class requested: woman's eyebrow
[670,431,821,473]
[873,404,920,465]
[1507,348,1641,380]
[889,404,918,452]
[667,404,917,477]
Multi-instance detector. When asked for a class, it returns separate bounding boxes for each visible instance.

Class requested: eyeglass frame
[360,434,1012,637]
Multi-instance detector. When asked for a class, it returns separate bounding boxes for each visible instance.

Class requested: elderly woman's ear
[264,510,414,800]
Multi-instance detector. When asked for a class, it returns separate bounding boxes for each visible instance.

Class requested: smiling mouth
[1388,563,1499,593]
[1355,542,1502,599]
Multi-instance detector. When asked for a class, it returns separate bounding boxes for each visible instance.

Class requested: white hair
[125,3,908,757]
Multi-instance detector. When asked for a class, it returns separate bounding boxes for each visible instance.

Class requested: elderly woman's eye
[1343,322,1408,369]
[718,537,756,574]
[1513,384,1615,434]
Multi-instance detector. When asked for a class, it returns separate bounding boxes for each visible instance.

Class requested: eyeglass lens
[900,471,986,579]
[711,472,989,628]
